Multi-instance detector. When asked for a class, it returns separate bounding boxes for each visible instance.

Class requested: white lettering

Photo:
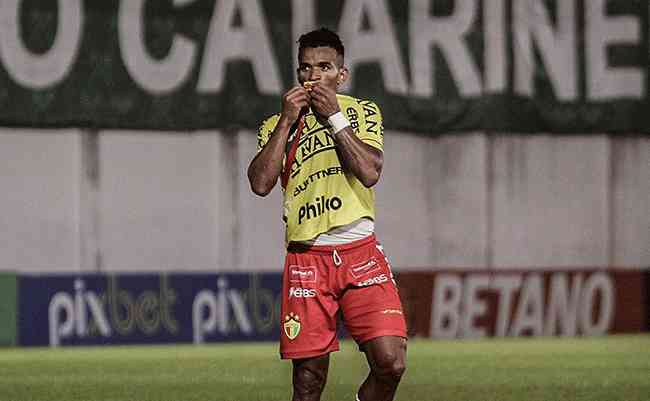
[0,0,82,89]
[191,278,253,344]
[510,274,543,336]
[289,287,317,298]
[491,276,522,337]
[431,274,461,339]
[49,293,74,347]
[338,0,409,95]
[119,0,197,94]
[356,274,388,287]
[586,0,643,99]
[460,275,489,339]
[484,0,507,92]
[513,0,577,100]
[192,290,217,344]
[85,292,112,338]
[74,278,87,337]
[430,272,618,340]
[409,0,482,97]
[579,273,614,336]
[198,0,281,94]
[48,279,111,347]
[289,266,317,283]
[544,274,582,336]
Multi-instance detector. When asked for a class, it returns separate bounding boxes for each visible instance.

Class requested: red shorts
[280,234,407,359]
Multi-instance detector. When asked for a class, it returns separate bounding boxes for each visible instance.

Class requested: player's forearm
[248,118,293,196]
[334,126,383,187]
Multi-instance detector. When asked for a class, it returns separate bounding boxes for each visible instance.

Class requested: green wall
[0,272,17,346]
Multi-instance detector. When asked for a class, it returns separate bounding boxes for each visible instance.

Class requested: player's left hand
[309,83,340,118]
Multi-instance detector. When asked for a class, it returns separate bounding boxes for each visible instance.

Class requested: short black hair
[298,28,345,59]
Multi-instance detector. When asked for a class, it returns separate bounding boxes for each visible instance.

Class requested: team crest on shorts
[284,312,301,340]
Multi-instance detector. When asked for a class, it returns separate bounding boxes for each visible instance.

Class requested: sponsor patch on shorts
[381,309,403,315]
[356,273,388,287]
[289,287,317,298]
[289,266,317,284]
[349,257,380,279]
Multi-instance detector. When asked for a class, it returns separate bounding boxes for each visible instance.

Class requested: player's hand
[310,83,340,118]
[280,86,310,123]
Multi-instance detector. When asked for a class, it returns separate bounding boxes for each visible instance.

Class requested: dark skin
[247,46,383,196]
[248,46,406,401]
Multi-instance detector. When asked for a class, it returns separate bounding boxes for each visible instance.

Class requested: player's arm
[248,86,310,196]
[310,85,383,188]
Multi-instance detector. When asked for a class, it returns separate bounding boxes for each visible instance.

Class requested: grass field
[1,335,649,401]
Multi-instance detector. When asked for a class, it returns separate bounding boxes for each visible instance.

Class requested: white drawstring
[333,249,342,267]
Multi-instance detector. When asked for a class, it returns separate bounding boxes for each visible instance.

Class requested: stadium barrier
[398,269,649,339]
[18,273,282,347]
[3,270,648,347]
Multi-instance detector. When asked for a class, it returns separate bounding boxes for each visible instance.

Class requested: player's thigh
[281,255,340,359]
[338,243,407,344]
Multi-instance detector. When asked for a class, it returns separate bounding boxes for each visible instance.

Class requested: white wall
[99,131,222,271]
[0,130,82,272]
[377,132,488,269]
[491,135,610,268]
[0,129,648,273]
[611,137,650,267]
[234,130,286,271]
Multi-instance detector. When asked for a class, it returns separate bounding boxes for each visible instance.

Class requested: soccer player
[248,28,407,401]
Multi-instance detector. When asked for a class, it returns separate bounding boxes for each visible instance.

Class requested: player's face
[297,46,347,92]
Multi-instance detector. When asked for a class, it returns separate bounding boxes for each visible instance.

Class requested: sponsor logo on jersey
[346,107,360,134]
[381,309,403,315]
[289,287,317,298]
[288,128,336,179]
[359,100,381,136]
[356,273,388,287]
[298,196,342,224]
[289,266,317,283]
[293,166,344,196]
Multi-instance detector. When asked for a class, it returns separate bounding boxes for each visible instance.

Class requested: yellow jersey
[256,94,384,244]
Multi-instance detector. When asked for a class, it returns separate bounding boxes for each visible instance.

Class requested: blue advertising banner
[18,273,283,347]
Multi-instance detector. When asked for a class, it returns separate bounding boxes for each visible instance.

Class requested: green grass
[1,335,649,401]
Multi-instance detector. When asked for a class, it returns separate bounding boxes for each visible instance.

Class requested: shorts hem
[355,330,408,346]
[280,346,340,360]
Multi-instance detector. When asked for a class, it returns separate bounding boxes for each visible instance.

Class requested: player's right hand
[280,86,310,123]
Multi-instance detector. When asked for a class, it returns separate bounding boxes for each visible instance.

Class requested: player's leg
[292,354,330,401]
[335,237,408,401]
[357,336,407,401]
[281,248,340,400]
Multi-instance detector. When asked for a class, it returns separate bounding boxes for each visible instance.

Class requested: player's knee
[293,364,327,397]
[373,353,406,384]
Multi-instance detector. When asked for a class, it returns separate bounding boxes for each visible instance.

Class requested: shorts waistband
[288,234,377,254]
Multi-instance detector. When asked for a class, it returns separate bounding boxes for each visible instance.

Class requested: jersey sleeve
[345,100,384,151]
[256,114,280,153]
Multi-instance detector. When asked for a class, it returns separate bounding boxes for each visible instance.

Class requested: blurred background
[0,0,648,347]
